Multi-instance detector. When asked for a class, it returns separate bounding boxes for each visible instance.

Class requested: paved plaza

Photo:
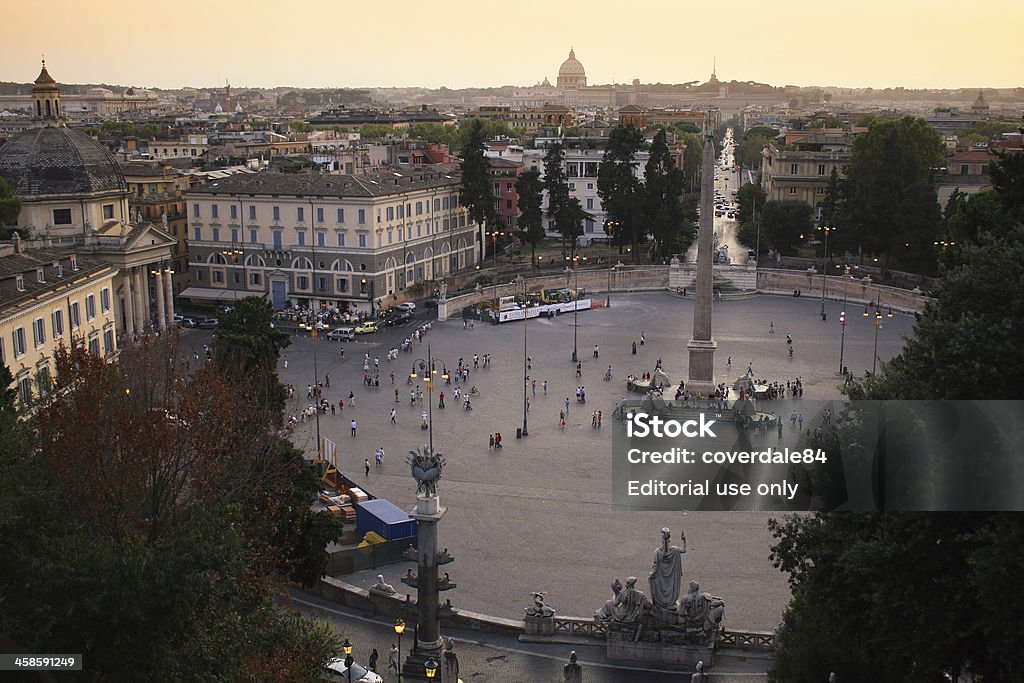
[270,291,914,632]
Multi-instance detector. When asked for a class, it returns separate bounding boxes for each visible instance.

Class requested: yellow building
[1,238,118,409]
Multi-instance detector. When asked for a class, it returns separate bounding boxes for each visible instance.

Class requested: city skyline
[3,0,1023,92]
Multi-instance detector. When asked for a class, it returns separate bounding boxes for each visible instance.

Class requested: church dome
[559,48,586,77]
[0,126,128,197]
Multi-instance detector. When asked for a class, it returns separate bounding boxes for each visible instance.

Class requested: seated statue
[680,581,725,641]
[595,577,650,624]
[370,574,396,595]
[525,592,555,618]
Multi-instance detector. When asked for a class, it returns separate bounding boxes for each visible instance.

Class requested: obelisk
[686,121,718,393]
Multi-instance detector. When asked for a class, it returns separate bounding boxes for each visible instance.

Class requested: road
[685,128,749,265]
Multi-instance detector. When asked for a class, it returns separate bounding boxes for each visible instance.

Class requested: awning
[178,287,264,302]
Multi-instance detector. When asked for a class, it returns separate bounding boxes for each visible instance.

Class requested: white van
[326,327,356,341]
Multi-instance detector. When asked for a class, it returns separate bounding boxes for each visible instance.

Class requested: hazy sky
[4,0,1023,90]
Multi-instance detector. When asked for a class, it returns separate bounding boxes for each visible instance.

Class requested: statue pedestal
[524,615,555,636]
[686,338,718,395]
[606,623,716,667]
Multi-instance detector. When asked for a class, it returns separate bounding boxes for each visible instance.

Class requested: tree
[735,132,773,171]
[458,119,499,264]
[543,143,571,258]
[843,116,946,267]
[515,168,545,266]
[359,124,393,139]
[735,182,767,251]
[644,129,688,259]
[759,200,813,254]
[678,132,704,195]
[0,340,341,680]
[598,126,645,262]
[211,296,290,419]
[0,177,21,230]
[770,164,1024,681]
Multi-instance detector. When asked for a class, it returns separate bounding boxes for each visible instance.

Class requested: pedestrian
[798,414,804,429]
[369,648,379,673]
[375,447,384,468]
[330,402,336,416]
[592,411,598,427]
[325,373,330,388]
[349,391,356,407]
[593,344,599,358]
[388,644,398,674]
[391,371,395,385]
[364,459,370,477]
[769,321,775,334]
[531,380,536,397]
[727,355,732,370]
[351,419,357,437]
[339,399,344,414]
[640,332,645,345]
[576,362,582,378]
[632,341,637,355]
[390,408,397,424]
[560,409,566,429]
[421,411,428,429]
[283,355,288,369]
[439,391,445,408]
[395,388,400,403]
[565,397,571,414]
[543,380,548,396]
[307,384,313,399]
[597,410,602,427]
[489,434,495,449]
[746,362,753,376]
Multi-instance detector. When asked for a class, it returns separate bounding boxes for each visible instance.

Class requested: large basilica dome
[556,48,587,89]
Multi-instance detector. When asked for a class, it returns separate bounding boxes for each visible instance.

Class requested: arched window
[45,100,51,118]
[245,255,266,268]
[291,257,313,270]
[208,253,227,264]
[331,259,354,272]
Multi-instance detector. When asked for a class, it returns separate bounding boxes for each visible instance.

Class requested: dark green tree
[543,142,572,258]
[759,199,813,254]
[458,119,499,264]
[843,116,946,267]
[515,168,545,267]
[644,129,688,259]
[735,182,767,250]
[678,132,704,195]
[598,126,645,262]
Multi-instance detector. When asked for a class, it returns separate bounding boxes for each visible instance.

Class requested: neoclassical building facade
[182,170,479,313]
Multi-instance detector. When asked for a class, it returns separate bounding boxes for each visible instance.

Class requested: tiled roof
[187,169,464,199]
[0,126,128,197]
[0,247,111,314]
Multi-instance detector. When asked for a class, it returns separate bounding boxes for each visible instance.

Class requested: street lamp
[864,302,894,376]
[408,347,450,454]
[837,264,855,375]
[361,277,375,320]
[394,618,405,683]
[299,320,323,458]
[221,247,243,301]
[817,225,833,319]
[490,230,505,267]
[425,657,438,679]
[515,274,529,437]
[564,258,580,363]
[342,639,353,683]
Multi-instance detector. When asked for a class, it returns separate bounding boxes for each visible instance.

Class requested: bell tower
[32,59,63,125]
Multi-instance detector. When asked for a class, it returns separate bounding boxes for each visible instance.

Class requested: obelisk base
[686,338,718,395]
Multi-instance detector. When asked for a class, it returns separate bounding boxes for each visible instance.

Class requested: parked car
[198,318,220,329]
[354,321,378,334]
[178,317,198,328]
[396,302,416,312]
[326,327,356,341]
[322,658,382,683]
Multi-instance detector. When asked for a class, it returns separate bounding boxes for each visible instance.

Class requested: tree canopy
[598,126,645,262]
[840,116,946,268]
[769,153,1024,682]
[644,129,689,259]
[0,339,343,680]
[0,176,22,229]
[458,119,499,261]
[759,199,813,254]
[515,168,545,266]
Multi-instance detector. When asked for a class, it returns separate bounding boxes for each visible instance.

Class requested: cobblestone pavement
[290,589,770,682]
[274,292,914,634]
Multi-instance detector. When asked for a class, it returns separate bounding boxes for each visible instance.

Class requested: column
[164,269,175,327]
[123,269,135,338]
[153,265,166,332]
[133,267,147,332]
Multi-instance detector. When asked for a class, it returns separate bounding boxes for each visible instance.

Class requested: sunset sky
[4,0,1022,90]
